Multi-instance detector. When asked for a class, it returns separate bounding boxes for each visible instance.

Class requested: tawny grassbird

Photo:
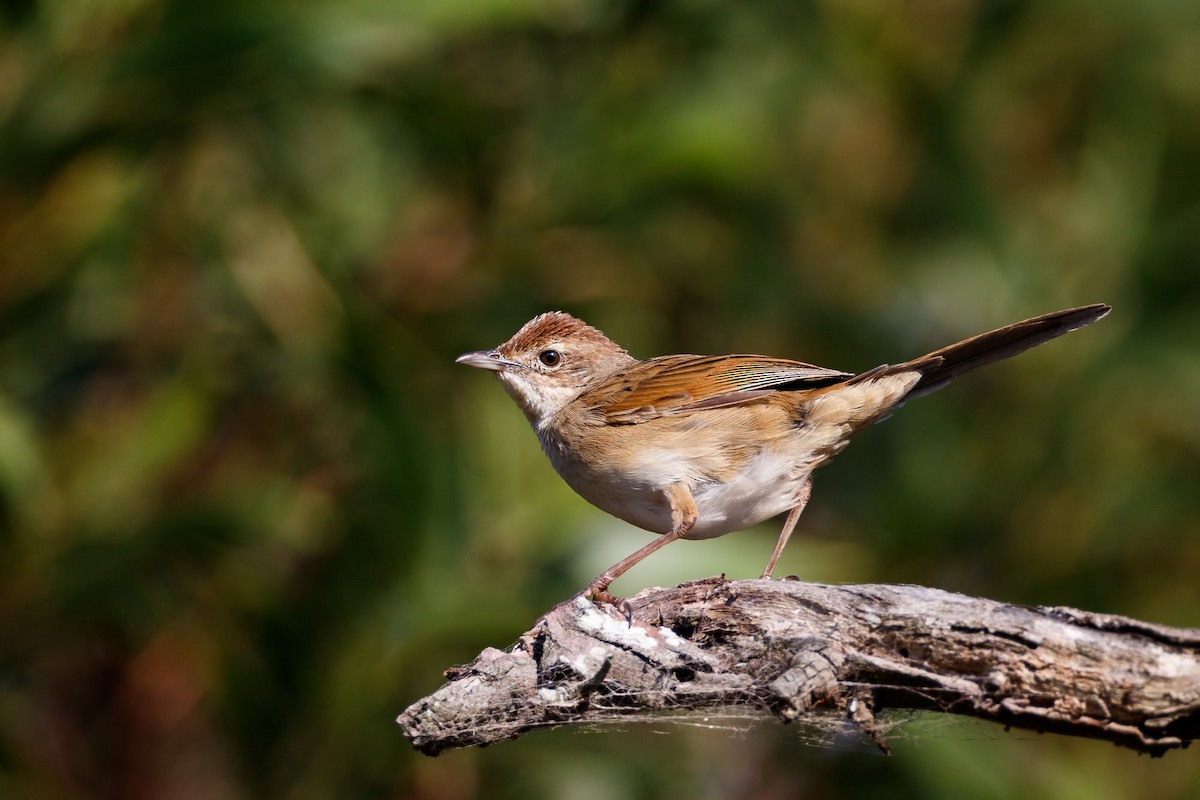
[457,304,1110,604]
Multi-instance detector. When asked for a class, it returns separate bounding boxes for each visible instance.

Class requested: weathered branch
[398,578,1200,756]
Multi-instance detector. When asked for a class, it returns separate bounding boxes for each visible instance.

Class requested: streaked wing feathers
[586,355,851,424]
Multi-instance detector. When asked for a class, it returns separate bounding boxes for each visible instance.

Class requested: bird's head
[457,311,636,426]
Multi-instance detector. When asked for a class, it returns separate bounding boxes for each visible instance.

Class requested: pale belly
[544,435,813,540]
[685,457,810,539]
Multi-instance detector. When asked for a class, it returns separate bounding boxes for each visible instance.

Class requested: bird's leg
[760,476,813,579]
[584,483,698,607]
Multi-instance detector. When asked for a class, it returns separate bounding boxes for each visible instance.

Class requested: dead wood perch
[398,578,1200,756]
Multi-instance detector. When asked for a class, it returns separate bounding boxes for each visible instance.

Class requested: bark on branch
[398,578,1200,756]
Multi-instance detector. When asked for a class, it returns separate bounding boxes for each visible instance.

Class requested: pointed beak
[456,349,514,372]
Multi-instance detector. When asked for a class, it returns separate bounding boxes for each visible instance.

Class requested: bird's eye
[538,349,562,367]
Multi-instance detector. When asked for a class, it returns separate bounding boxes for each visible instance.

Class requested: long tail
[854,304,1111,397]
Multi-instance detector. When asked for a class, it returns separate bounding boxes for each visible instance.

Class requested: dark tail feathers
[854,304,1110,397]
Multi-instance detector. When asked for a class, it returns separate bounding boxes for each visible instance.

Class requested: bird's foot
[581,581,634,624]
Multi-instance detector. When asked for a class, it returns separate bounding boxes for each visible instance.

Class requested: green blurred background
[2,0,1199,797]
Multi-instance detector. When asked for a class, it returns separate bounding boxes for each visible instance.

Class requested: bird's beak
[456,349,515,372]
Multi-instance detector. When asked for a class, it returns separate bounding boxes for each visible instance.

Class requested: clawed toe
[583,583,621,607]
[580,583,636,623]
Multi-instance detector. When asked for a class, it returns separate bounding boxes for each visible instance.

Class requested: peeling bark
[398,578,1200,756]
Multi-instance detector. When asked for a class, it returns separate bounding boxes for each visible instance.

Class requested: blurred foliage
[1,0,1199,797]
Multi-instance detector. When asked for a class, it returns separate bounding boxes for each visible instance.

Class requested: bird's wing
[585,354,852,424]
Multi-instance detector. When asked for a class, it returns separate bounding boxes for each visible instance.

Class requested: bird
[457,304,1110,605]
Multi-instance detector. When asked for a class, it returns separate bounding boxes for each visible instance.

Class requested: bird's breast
[536,407,824,538]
